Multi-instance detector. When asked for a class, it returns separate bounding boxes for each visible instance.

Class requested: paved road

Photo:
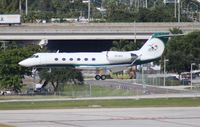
[0,22,199,40]
[0,23,199,33]
[0,107,200,127]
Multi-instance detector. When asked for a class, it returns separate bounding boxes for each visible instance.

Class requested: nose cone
[18,59,30,67]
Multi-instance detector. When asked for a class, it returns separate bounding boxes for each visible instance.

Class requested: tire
[95,75,101,80]
[101,75,106,80]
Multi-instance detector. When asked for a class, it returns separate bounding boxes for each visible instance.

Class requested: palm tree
[169,27,183,34]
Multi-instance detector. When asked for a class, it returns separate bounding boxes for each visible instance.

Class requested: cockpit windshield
[30,54,39,58]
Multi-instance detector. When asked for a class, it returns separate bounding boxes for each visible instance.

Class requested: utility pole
[191,63,196,90]
[88,0,91,22]
[164,58,169,87]
[146,0,148,8]
[19,0,22,14]
[25,0,28,16]
[178,0,181,22]
[134,21,136,43]
[174,0,177,18]
[135,0,137,8]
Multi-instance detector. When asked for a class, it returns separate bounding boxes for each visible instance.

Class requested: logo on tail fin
[148,44,158,51]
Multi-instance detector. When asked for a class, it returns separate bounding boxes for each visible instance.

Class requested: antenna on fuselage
[56,50,59,53]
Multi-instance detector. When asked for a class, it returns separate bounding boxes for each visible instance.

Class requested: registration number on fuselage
[114,55,123,58]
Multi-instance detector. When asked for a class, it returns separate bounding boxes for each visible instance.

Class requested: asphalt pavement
[1,107,200,127]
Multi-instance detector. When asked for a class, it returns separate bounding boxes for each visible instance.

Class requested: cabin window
[69,58,73,61]
[92,58,96,61]
[62,58,66,61]
[77,58,81,61]
[55,58,58,61]
[30,55,34,58]
[84,58,88,61]
[30,55,39,58]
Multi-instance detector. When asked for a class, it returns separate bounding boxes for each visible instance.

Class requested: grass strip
[0,124,14,127]
[0,98,200,110]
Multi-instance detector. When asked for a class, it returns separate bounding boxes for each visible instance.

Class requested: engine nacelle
[106,51,132,63]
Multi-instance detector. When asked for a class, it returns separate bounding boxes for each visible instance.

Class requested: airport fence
[2,71,200,97]
[135,72,200,86]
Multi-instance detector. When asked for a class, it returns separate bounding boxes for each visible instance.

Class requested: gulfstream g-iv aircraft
[19,32,170,80]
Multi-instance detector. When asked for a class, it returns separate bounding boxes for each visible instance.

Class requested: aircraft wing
[77,64,130,74]
[77,55,141,73]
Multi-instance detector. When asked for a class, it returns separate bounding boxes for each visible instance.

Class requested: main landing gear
[95,75,106,80]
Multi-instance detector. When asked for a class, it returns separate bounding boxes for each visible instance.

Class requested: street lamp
[145,0,148,8]
[190,63,196,90]
[164,58,169,87]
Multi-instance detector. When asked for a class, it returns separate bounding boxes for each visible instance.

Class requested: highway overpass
[0,22,199,40]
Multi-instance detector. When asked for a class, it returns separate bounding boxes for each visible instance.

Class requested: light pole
[190,63,196,90]
[25,0,28,16]
[134,21,136,43]
[174,0,177,18]
[164,58,169,87]
[145,0,148,8]
[88,0,91,22]
[141,65,146,94]
[178,0,181,22]
[19,0,22,14]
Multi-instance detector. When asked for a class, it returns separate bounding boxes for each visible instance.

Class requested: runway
[0,107,200,127]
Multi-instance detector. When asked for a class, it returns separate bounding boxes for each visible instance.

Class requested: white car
[0,90,12,95]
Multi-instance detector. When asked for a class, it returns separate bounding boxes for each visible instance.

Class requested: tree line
[0,0,195,22]
[0,42,84,94]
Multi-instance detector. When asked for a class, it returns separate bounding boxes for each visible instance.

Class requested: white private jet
[19,32,170,80]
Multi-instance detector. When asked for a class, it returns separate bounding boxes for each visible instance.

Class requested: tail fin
[138,32,170,62]
[149,32,170,44]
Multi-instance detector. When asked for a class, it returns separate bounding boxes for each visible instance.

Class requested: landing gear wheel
[95,75,101,80]
[101,75,106,80]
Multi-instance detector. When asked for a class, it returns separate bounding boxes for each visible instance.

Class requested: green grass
[0,98,200,110]
[0,85,135,100]
[192,86,200,90]
[0,124,14,127]
[61,84,135,97]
